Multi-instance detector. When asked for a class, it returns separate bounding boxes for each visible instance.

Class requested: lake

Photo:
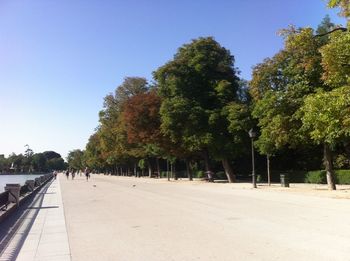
[0,174,43,193]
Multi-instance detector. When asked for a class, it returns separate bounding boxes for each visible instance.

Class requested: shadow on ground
[0,180,53,260]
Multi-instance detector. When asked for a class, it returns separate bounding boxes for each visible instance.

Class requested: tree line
[0,149,66,173]
[68,1,350,190]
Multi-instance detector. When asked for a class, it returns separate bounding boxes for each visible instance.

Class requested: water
[0,174,43,192]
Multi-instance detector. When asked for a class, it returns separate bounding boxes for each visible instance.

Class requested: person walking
[65,169,69,179]
[72,169,76,180]
[53,170,58,179]
[85,167,90,181]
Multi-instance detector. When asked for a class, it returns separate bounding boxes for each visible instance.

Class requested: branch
[314,27,348,37]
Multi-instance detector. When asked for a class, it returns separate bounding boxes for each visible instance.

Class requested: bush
[335,169,350,184]
[193,171,204,178]
[214,171,227,180]
[304,170,327,184]
[246,169,350,184]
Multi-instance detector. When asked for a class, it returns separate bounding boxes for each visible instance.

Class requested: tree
[47,157,65,171]
[154,37,241,182]
[0,155,8,172]
[321,30,350,88]
[250,22,343,188]
[86,77,150,174]
[67,149,84,170]
[328,0,350,18]
[43,151,61,160]
[301,86,350,189]
[84,131,105,171]
[32,153,47,172]
[123,90,162,145]
[123,90,165,178]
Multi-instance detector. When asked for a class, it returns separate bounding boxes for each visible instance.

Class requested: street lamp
[248,129,257,188]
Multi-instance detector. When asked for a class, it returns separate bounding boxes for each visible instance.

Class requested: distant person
[72,169,76,180]
[206,170,214,182]
[53,170,58,179]
[85,167,90,181]
[65,170,69,179]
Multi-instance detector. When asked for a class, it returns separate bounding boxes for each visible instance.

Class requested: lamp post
[248,129,257,188]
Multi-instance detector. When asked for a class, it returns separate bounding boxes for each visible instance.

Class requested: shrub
[335,169,350,184]
[193,171,204,178]
[304,170,327,184]
[214,171,227,180]
[256,175,262,183]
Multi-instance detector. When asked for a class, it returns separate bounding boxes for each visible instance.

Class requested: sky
[0,0,346,159]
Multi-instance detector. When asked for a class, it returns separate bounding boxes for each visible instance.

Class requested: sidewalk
[13,177,71,261]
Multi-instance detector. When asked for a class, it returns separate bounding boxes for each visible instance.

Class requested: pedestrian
[53,170,58,179]
[72,169,76,180]
[65,169,69,179]
[206,170,214,182]
[85,167,90,181]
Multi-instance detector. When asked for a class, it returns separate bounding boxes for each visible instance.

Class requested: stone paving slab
[15,177,71,261]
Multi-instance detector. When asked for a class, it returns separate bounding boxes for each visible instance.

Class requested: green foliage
[154,36,242,162]
[192,170,205,178]
[251,27,327,156]
[321,31,350,88]
[47,157,65,170]
[335,169,350,184]
[304,170,350,184]
[304,170,327,184]
[334,154,350,168]
[215,171,228,180]
[67,149,84,170]
[301,86,350,146]
[327,0,350,18]
[138,159,146,170]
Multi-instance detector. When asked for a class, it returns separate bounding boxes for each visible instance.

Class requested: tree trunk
[156,158,161,179]
[324,143,336,190]
[173,161,178,180]
[221,158,235,183]
[147,159,152,178]
[166,160,170,181]
[186,159,192,181]
[267,155,271,186]
[203,149,211,172]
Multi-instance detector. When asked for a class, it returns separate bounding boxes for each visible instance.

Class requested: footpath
[2,174,350,260]
[0,177,71,261]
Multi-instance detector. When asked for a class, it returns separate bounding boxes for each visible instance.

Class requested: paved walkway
[60,174,350,261]
[1,177,71,261]
[3,174,350,260]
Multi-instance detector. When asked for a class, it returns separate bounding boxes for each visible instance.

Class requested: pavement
[2,174,350,260]
[60,174,350,261]
[0,177,71,261]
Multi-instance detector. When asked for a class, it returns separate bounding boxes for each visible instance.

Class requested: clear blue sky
[0,0,345,159]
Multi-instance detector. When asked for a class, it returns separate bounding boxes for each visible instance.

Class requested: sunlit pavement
[15,177,70,261]
[59,174,350,261]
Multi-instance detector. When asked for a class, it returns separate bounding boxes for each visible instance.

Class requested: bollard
[5,184,21,205]
[280,174,290,187]
[35,177,41,187]
[25,180,35,191]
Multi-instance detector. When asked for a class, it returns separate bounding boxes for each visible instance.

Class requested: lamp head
[248,128,256,138]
